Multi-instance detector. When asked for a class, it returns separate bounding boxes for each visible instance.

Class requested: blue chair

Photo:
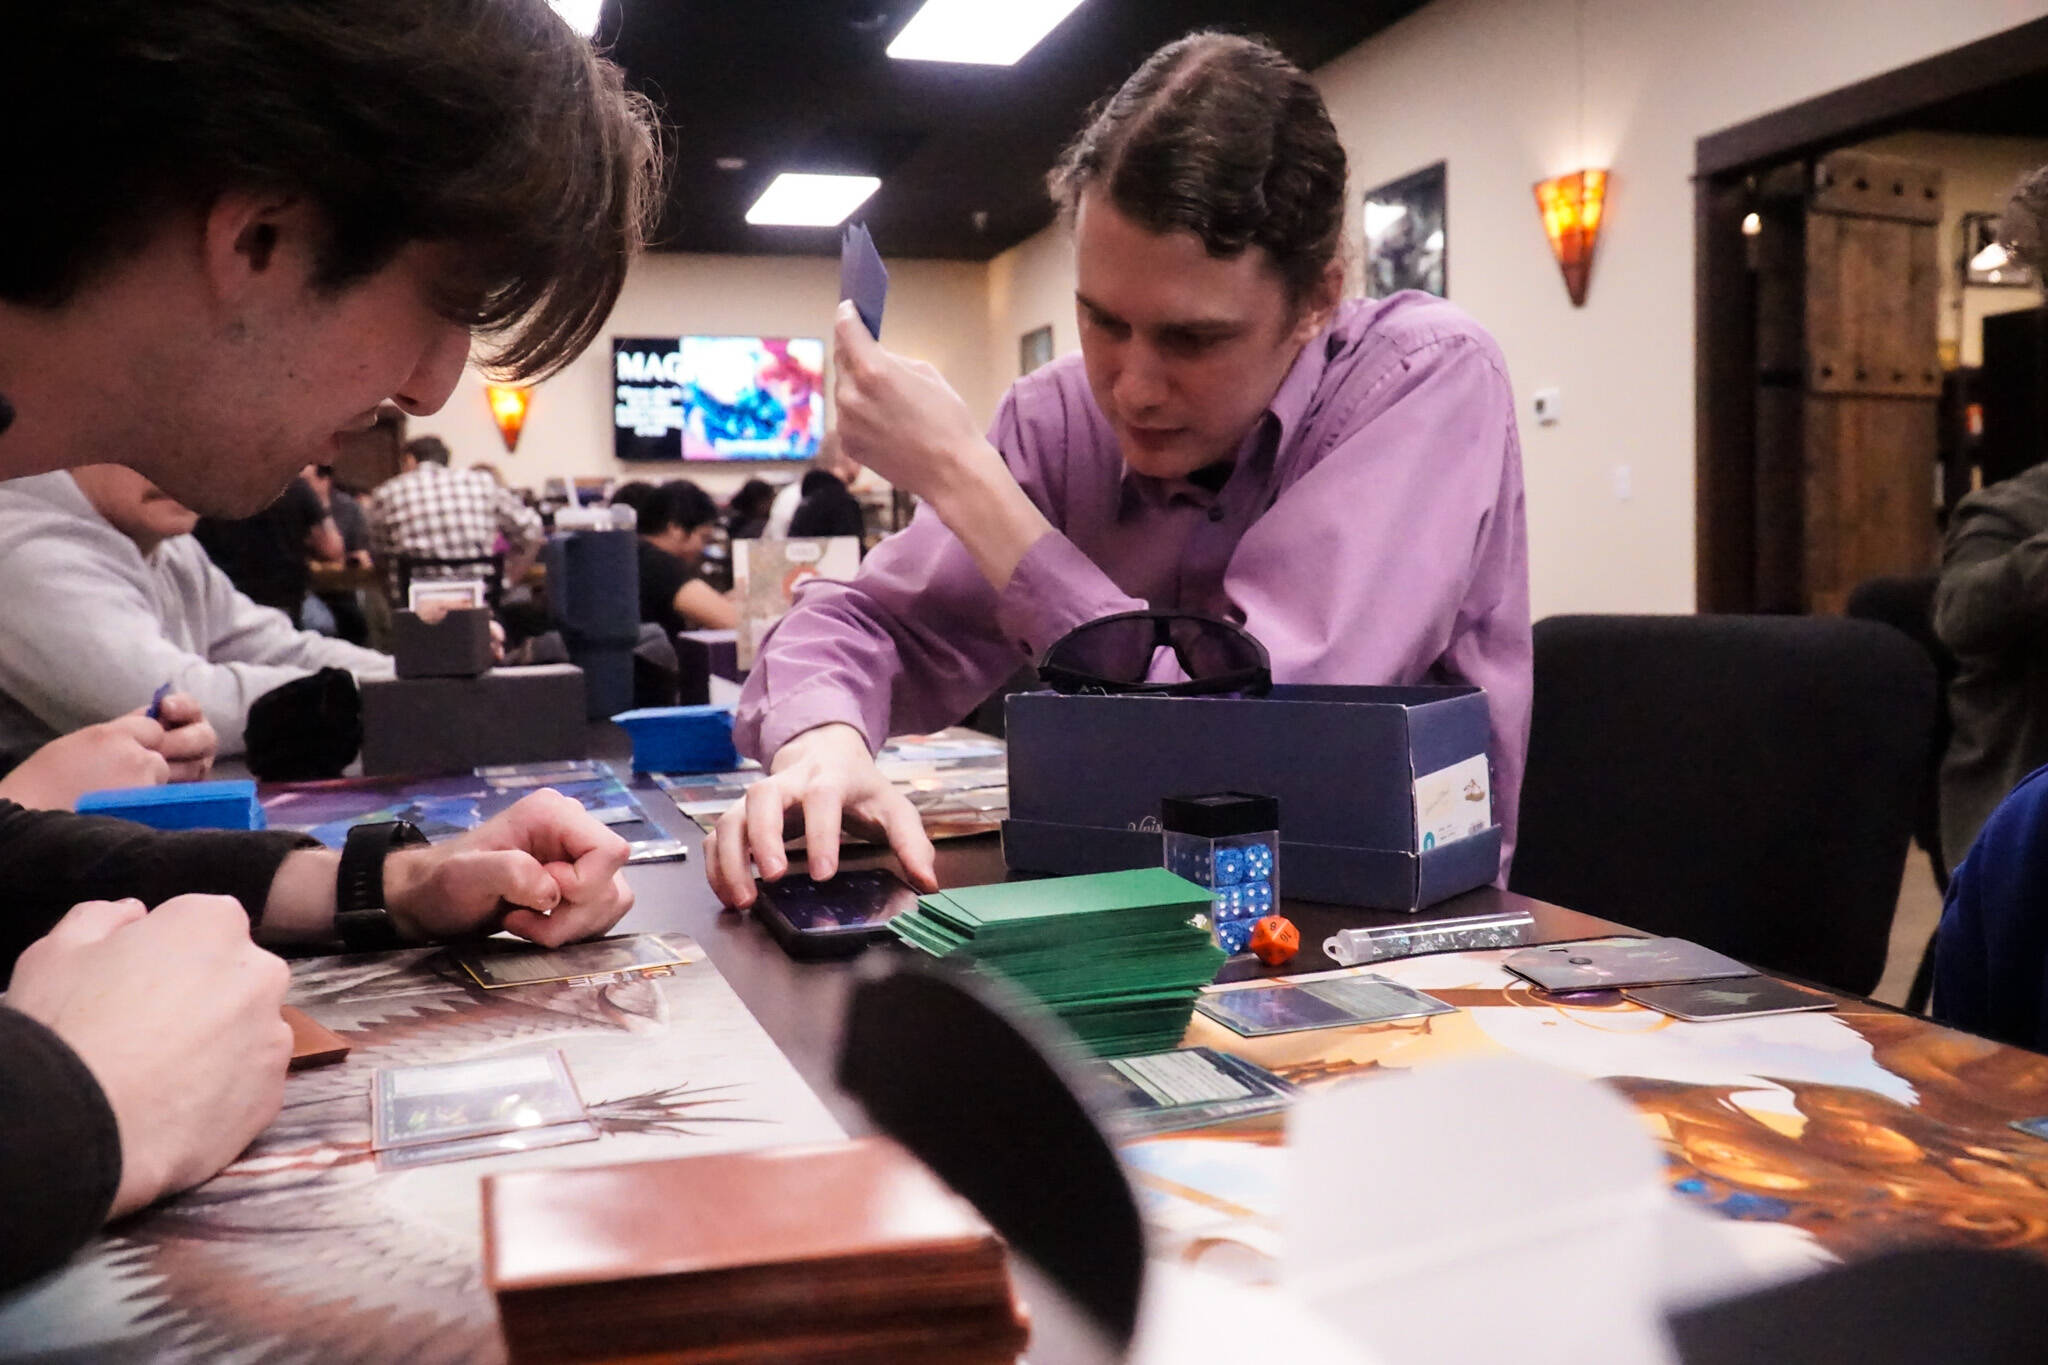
[1933,762,2048,1049]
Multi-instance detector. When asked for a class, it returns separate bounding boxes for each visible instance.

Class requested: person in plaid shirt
[364,436,544,599]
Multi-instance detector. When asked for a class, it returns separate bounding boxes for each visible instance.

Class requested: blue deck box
[77,778,267,831]
[1001,685,1501,911]
[611,705,740,774]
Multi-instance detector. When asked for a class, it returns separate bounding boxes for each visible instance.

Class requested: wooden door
[1755,150,1943,614]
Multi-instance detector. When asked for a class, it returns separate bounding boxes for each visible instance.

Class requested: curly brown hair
[1,0,664,382]
[1046,32,1347,307]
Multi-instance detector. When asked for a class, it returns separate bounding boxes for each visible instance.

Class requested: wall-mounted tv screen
[613,335,825,462]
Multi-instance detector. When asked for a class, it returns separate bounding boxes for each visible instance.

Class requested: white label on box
[1413,753,1491,851]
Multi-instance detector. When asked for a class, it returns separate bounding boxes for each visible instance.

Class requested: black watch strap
[335,820,428,952]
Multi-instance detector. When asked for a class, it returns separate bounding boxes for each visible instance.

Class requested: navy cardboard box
[1001,684,1501,911]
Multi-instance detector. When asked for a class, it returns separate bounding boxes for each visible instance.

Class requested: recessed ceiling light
[745,173,882,227]
[548,0,603,37]
[887,0,1088,66]
[716,156,748,172]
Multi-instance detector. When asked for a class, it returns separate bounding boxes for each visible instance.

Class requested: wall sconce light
[484,383,531,453]
[1533,168,1609,307]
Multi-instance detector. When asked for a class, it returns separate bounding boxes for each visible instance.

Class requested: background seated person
[637,479,737,634]
[708,32,1530,908]
[765,428,867,540]
[192,466,343,626]
[724,478,777,540]
[1934,164,2048,869]
[363,434,544,600]
[0,466,394,766]
[301,462,375,643]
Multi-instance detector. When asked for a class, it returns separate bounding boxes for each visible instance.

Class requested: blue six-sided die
[1213,847,1248,886]
[1217,919,1253,954]
[1245,845,1274,879]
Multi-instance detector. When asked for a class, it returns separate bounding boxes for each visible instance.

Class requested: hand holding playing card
[0,699,215,810]
[382,789,635,947]
[831,300,998,505]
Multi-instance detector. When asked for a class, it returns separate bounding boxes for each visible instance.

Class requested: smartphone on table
[752,868,919,960]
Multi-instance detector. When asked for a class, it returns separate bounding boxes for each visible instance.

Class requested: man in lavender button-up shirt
[709,32,1530,908]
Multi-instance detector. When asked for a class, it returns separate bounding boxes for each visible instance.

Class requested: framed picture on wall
[1963,211,2035,288]
[1019,325,1054,376]
[1362,162,1447,300]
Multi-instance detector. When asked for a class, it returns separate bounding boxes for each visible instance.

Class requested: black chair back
[1510,614,1935,995]
[1844,573,1956,879]
[837,963,1146,1351]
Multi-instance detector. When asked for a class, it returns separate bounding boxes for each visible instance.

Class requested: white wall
[984,220,1082,389]
[427,252,993,500]
[984,0,2048,618]
[1856,131,2048,368]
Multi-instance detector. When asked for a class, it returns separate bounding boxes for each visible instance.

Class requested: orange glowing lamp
[1533,168,1609,307]
[484,383,531,453]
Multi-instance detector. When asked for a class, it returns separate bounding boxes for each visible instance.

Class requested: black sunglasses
[1037,611,1272,697]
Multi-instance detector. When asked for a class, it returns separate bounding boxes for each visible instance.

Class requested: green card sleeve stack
[887,868,1226,1056]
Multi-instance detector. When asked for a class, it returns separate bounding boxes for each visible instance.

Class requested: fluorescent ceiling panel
[745,173,883,227]
[887,0,1088,66]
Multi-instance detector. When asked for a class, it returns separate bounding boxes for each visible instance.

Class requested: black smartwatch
[334,820,430,952]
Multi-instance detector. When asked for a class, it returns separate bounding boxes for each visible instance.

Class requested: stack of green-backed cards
[889,868,1225,1057]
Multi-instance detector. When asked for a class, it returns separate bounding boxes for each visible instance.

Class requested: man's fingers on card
[710,807,755,909]
[863,793,936,891]
[743,782,790,880]
[800,791,844,880]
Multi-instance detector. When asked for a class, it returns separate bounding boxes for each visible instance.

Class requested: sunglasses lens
[1168,617,1264,678]
[1044,616,1160,683]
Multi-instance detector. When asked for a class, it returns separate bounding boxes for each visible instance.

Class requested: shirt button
[1207,505,1226,523]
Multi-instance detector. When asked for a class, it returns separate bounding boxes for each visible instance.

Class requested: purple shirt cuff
[995,531,1145,661]
[747,678,882,765]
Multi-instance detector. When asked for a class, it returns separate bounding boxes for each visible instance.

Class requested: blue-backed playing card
[839,221,888,339]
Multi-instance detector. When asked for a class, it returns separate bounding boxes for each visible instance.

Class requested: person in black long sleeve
[0,0,660,1289]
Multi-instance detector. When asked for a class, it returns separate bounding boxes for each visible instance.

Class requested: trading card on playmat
[1623,977,1838,1021]
[1091,1047,1294,1136]
[1197,982,1358,1036]
[455,933,686,989]
[1298,974,1459,1024]
[373,1050,586,1151]
[1504,937,1752,992]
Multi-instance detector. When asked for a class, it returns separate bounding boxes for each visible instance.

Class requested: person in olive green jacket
[1935,461,2048,868]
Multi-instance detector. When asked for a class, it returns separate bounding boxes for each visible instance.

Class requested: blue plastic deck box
[611,705,740,774]
[76,778,267,831]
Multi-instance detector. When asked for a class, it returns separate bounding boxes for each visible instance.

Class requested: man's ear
[1289,259,1347,345]
[200,192,313,306]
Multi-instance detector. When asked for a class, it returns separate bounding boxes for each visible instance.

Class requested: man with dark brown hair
[711,32,1530,910]
[0,0,660,1287]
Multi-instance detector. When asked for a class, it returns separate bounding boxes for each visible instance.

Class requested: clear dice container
[1164,829,1279,956]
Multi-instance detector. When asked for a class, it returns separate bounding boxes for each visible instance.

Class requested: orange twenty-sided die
[1249,915,1300,966]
